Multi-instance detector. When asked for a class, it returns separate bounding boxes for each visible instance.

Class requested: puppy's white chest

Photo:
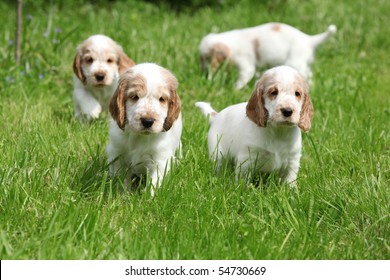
[89,84,117,109]
[122,138,157,173]
[248,148,287,173]
[129,152,154,174]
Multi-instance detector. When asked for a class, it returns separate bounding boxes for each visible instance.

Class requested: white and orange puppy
[107,63,182,195]
[199,22,336,89]
[196,66,313,185]
[73,34,135,120]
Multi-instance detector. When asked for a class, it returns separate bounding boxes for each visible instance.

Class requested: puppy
[73,34,135,120]
[195,66,313,184]
[199,22,336,89]
[107,63,182,195]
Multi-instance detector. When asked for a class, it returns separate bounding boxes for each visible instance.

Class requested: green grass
[0,0,389,259]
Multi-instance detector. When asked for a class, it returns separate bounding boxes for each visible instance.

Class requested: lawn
[0,0,389,259]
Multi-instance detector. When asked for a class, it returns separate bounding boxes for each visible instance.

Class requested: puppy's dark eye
[159,97,166,103]
[107,58,114,63]
[270,90,278,96]
[295,91,301,97]
[131,95,139,101]
[85,57,93,64]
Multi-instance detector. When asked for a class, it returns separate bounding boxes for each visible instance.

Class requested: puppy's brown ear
[163,90,181,131]
[246,80,267,127]
[162,72,180,131]
[109,77,129,130]
[298,89,314,132]
[73,52,85,83]
[118,50,135,74]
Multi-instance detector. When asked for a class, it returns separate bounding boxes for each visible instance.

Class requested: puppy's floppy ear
[118,50,135,74]
[162,71,181,131]
[73,52,86,83]
[109,75,129,130]
[246,79,267,127]
[298,88,314,132]
[163,90,181,131]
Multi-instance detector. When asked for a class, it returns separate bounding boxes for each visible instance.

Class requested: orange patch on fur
[159,67,181,132]
[160,67,178,93]
[78,40,94,54]
[266,86,279,101]
[271,24,282,32]
[294,74,313,132]
[73,40,95,83]
[210,43,230,71]
[246,78,268,128]
[125,73,147,100]
[293,74,308,102]
[252,38,261,61]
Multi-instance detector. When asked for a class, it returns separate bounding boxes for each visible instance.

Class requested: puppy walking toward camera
[195,66,313,185]
[107,63,182,195]
[73,34,135,120]
[199,22,336,89]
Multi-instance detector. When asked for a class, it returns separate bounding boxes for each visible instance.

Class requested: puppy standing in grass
[199,22,336,89]
[73,34,135,121]
[196,66,313,185]
[107,63,182,195]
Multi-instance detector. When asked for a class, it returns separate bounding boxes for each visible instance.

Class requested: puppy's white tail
[195,102,218,124]
[310,24,337,49]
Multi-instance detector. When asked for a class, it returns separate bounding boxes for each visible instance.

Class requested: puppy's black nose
[141,118,155,128]
[281,108,293,117]
[95,73,105,81]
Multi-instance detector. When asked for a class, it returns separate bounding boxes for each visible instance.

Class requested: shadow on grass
[69,151,124,198]
[211,155,286,192]
[69,150,156,201]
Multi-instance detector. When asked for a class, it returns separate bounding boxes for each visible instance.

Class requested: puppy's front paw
[89,105,102,119]
[235,81,245,90]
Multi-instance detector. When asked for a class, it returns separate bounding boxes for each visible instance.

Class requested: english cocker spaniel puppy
[107,63,182,195]
[199,22,336,89]
[196,66,313,185]
[73,34,135,121]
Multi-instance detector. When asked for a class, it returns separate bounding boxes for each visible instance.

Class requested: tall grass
[0,0,388,259]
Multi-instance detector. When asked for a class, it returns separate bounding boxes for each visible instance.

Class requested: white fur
[199,22,336,89]
[73,34,134,120]
[107,63,182,196]
[195,66,313,184]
